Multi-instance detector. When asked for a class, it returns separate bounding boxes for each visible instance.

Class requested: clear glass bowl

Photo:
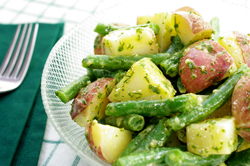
[41,0,249,165]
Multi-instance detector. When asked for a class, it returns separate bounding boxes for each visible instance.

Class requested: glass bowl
[41,0,249,165]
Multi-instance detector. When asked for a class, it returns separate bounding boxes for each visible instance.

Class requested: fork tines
[0,23,39,81]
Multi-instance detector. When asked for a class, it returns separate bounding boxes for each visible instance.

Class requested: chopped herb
[191,73,197,79]
[208,120,216,125]
[221,51,227,55]
[185,59,196,72]
[174,23,179,29]
[93,116,99,120]
[128,92,142,99]
[136,28,143,34]
[243,38,248,45]
[137,34,142,40]
[82,98,87,105]
[199,66,207,75]
[144,73,150,83]
[118,41,125,52]
[207,44,214,53]
[149,84,160,94]
[97,92,102,99]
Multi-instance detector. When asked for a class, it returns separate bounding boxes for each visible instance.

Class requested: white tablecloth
[0,0,127,165]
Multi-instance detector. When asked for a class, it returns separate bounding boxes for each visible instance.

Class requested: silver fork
[0,23,39,93]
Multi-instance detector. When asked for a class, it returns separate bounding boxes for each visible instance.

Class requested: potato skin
[94,34,104,55]
[234,31,250,68]
[178,12,210,34]
[174,11,213,45]
[85,121,106,161]
[85,120,132,163]
[70,78,114,119]
[231,72,250,141]
[179,40,234,93]
[175,6,201,17]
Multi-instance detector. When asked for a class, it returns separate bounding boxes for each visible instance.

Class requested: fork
[0,23,39,93]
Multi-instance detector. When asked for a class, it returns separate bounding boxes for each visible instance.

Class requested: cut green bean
[160,50,184,77]
[117,119,159,159]
[105,93,198,117]
[98,114,145,131]
[132,117,174,153]
[114,146,186,166]
[82,53,171,71]
[165,149,230,166]
[87,68,126,83]
[226,148,250,166]
[210,16,220,41]
[55,74,91,103]
[177,77,186,94]
[167,64,250,131]
[94,23,160,36]
[165,35,184,55]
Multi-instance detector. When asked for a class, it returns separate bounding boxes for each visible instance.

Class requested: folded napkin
[0,23,64,166]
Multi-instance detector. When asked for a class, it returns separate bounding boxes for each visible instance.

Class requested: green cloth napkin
[0,23,64,166]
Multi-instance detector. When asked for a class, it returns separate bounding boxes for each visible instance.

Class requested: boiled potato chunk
[233,31,250,68]
[137,12,175,52]
[71,78,115,127]
[102,27,159,56]
[108,58,176,102]
[85,120,132,163]
[179,39,236,93]
[174,11,213,45]
[175,6,201,17]
[187,116,237,156]
[218,32,244,68]
[237,140,250,152]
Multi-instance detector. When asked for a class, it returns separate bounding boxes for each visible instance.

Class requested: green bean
[132,117,174,153]
[105,93,198,117]
[82,53,171,71]
[167,64,250,131]
[210,16,220,41]
[118,119,159,159]
[87,68,126,83]
[165,149,230,166]
[55,74,91,103]
[98,114,145,131]
[114,146,186,166]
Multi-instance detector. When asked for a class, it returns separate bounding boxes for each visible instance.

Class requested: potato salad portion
[55,5,250,166]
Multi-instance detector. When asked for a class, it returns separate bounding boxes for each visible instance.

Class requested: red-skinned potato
[94,34,103,55]
[175,6,201,17]
[94,23,129,55]
[231,72,250,142]
[85,120,133,163]
[218,32,244,68]
[174,11,213,45]
[219,31,250,68]
[70,78,115,127]
[234,31,250,68]
[179,39,236,93]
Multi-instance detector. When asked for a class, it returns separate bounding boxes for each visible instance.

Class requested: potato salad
[55,5,250,166]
